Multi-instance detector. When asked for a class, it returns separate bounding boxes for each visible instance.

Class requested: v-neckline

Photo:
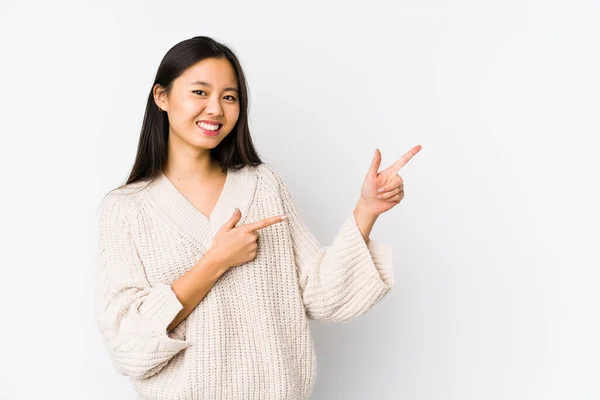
[146,165,258,250]
[163,169,230,222]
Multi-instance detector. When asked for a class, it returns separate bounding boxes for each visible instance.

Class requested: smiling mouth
[196,121,223,135]
[197,121,222,131]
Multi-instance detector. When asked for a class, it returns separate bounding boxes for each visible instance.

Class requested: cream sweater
[94,163,395,400]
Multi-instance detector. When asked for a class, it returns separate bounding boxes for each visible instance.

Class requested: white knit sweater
[94,163,395,400]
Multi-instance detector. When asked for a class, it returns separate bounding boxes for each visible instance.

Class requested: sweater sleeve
[274,171,395,323]
[94,193,192,380]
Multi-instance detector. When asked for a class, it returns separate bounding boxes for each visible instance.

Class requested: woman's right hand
[204,207,287,271]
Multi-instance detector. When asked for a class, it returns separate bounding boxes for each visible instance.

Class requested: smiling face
[154,57,240,153]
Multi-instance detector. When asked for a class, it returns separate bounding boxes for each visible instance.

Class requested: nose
[205,94,224,116]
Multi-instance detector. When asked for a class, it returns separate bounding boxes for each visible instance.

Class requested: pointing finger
[390,144,422,173]
[244,214,288,232]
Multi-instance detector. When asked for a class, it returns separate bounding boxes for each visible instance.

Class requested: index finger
[243,214,287,232]
[390,144,422,173]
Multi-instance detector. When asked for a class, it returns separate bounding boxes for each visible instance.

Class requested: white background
[0,0,598,399]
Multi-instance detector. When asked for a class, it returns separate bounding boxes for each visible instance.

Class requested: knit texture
[94,163,395,400]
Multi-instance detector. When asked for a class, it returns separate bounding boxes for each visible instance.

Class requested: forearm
[167,251,228,332]
[353,199,378,243]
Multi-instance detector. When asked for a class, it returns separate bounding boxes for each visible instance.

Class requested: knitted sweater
[94,163,395,400]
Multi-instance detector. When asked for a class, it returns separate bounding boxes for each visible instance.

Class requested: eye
[192,90,236,102]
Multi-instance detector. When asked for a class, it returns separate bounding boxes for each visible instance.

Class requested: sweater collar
[147,165,258,250]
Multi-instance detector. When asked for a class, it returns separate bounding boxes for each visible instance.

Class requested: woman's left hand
[358,145,422,217]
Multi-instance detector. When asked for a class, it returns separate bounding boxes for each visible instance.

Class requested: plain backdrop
[0,0,598,399]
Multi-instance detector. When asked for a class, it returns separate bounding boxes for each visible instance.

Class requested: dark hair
[111,36,263,195]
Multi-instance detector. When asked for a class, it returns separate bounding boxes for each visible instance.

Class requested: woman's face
[155,57,240,151]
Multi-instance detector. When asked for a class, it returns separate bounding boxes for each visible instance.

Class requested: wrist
[197,250,229,279]
[353,199,378,243]
[355,198,378,220]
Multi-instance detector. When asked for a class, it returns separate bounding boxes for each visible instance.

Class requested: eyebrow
[190,81,238,93]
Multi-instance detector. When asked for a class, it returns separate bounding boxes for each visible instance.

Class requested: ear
[153,83,168,111]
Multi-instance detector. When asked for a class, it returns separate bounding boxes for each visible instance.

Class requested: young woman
[95,35,421,400]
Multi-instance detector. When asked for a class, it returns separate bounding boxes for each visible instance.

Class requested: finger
[378,176,403,193]
[221,207,242,231]
[390,144,422,173]
[395,191,405,203]
[244,215,287,232]
[369,148,382,177]
[387,194,402,204]
[377,187,401,200]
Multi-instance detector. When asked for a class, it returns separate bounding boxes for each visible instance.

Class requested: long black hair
[111,36,263,194]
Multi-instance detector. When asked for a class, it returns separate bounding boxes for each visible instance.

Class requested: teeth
[198,122,220,131]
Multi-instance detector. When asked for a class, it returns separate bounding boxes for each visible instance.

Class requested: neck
[164,139,223,183]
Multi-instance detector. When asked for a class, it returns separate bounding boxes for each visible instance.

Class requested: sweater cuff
[138,283,185,335]
[366,239,395,288]
[340,211,395,289]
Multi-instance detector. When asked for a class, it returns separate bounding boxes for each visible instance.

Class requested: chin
[193,138,221,149]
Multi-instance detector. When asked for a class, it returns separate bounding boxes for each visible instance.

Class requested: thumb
[221,207,241,231]
[369,148,382,177]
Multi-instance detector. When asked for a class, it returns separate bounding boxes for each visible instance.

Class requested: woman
[95,35,421,400]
